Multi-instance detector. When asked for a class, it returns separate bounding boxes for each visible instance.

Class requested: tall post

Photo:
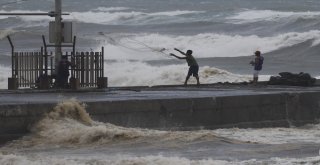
[7,36,14,77]
[55,0,62,74]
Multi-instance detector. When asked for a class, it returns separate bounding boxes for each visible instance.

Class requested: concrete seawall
[1,85,320,143]
[62,92,320,129]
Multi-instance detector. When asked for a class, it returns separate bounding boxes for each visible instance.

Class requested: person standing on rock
[250,51,264,84]
[170,48,200,85]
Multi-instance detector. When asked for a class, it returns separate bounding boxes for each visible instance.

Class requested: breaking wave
[0,9,204,26]
[94,7,131,12]
[3,101,320,164]
[11,99,320,148]
[106,61,251,86]
[6,99,225,148]
[68,10,204,25]
[228,9,320,24]
[99,31,320,60]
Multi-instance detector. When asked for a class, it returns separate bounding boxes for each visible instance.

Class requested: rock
[268,72,316,86]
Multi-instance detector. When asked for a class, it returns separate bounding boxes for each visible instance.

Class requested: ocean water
[1,0,320,88]
[2,100,320,165]
[1,0,320,164]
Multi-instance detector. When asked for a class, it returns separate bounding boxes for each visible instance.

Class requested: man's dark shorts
[187,65,199,77]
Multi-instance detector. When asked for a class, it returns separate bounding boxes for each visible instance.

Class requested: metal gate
[12,48,52,88]
[11,48,105,89]
[71,48,104,87]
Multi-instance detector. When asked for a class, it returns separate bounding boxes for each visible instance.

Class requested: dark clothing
[186,55,198,66]
[58,59,72,76]
[57,59,72,88]
[187,65,199,77]
[254,56,264,71]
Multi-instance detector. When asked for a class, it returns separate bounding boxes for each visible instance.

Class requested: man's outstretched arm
[170,53,186,59]
[174,48,186,56]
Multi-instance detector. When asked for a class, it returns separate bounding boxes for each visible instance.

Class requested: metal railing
[11,49,104,88]
[9,36,105,89]
[71,47,104,87]
[12,48,53,88]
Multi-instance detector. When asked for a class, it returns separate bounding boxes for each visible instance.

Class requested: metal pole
[55,0,62,75]
[7,36,14,77]
[0,13,69,16]
[42,35,48,75]
[71,36,76,78]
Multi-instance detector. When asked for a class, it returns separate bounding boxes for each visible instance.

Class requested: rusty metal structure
[8,36,106,90]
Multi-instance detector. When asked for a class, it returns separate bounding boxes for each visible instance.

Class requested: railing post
[71,36,76,78]
[42,35,48,75]
[97,47,107,88]
[7,36,19,90]
[101,47,104,77]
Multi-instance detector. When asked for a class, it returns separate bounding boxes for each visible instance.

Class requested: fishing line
[106,36,173,58]
[125,38,170,56]
[107,36,149,52]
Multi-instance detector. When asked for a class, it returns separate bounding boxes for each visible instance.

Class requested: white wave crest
[99,31,320,60]
[228,10,320,24]
[0,9,204,26]
[69,10,204,25]
[149,10,205,17]
[94,7,130,12]
[0,29,16,39]
[0,10,53,27]
[0,65,11,89]
[70,11,143,25]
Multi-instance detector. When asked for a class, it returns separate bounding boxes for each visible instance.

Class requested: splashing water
[6,99,226,149]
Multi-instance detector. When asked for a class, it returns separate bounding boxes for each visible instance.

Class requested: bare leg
[184,75,190,85]
[196,76,200,85]
[253,77,258,84]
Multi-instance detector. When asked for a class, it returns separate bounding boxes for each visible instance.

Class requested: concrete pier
[1,84,320,143]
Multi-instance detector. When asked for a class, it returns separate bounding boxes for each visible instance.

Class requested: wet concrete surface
[1,83,320,105]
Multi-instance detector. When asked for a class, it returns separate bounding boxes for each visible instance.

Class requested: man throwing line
[170,48,200,85]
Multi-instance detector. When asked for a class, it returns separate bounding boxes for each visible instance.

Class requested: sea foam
[1,153,320,165]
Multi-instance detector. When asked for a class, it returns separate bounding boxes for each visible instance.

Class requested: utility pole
[0,0,68,75]
[55,0,62,74]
